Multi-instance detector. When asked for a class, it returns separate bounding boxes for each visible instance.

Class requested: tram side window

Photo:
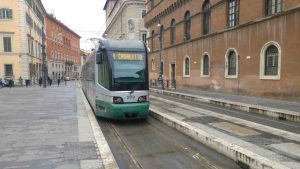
[98,52,110,89]
[98,55,104,85]
[87,57,95,82]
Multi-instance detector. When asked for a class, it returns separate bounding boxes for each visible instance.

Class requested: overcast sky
[41,0,106,51]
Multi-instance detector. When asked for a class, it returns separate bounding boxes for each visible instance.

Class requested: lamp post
[42,27,46,88]
[157,23,164,90]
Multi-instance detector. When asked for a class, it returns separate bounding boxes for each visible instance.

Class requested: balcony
[65,60,74,65]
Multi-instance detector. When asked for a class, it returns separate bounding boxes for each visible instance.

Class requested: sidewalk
[0,83,116,169]
[150,88,300,122]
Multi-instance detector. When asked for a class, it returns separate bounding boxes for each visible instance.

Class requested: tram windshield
[112,52,147,91]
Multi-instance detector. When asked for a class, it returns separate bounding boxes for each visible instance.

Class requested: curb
[80,88,119,169]
[149,107,291,169]
[150,88,300,122]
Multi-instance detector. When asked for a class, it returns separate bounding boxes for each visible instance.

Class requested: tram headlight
[113,97,123,104]
[138,95,147,102]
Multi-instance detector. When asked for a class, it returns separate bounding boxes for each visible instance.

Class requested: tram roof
[98,39,146,52]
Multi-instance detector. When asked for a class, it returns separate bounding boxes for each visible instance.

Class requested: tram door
[170,63,176,89]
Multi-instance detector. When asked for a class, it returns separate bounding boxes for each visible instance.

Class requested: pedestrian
[39,77,42,87]
[49,79,52,86]
[9,79,13,88]
[57,78,60,86]
[47,76,50,86]
[25,80,29,88]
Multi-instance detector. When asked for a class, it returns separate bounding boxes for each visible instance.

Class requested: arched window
[228,51,236,75]
[225,49,238,78]
[170,19,176,45]
[203,0,211,35]
[265,45,279,75]
[260,42,281,79]
[202,54,209,76]
[151,59,155,71]
[151,30,155,51]
[184,11,191,41]
[184,56,190,76]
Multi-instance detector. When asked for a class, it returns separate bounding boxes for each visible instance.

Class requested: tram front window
[112,52,146,91]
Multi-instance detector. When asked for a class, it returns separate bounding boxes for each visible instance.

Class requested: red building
[145,0,300,100]
[45,14,81,81]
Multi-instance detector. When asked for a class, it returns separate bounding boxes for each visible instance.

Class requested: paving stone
[0,84,102,169]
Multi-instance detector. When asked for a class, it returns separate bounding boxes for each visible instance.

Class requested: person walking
[25,79,29,88]
[57,78,60,86]
[47,76,50,86]
[39,77,42,87]
[49,79,52,86]
[9,79,13,88]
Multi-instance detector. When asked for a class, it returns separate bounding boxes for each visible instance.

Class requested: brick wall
[145,0,300,100]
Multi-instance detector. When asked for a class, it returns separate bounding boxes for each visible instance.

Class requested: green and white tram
[81,39,149,119]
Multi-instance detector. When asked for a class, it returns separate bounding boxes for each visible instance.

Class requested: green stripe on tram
[95,100,149,119]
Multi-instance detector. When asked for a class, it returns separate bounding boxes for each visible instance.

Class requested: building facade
[145,0,300,100]
[0,0,46,84]
[45,14,81,81]
[103,0,147,42]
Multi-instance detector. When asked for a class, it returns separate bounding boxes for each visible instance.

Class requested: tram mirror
[96,53,103,64]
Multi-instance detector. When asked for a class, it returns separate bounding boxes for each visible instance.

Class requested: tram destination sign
[113,53,144,61]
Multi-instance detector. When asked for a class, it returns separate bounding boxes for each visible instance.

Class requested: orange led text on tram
[113,53,143,60]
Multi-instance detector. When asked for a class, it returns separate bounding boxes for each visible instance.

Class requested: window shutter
[3,37,12,52]
[8,9,12,19]
[0,9,3,19]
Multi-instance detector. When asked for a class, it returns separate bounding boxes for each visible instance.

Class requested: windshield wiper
[130,84,141,94]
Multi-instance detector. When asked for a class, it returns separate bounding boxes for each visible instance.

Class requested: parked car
[64,76,70,81]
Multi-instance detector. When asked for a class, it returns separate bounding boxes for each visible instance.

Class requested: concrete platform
[150,96,300,169]
[150,88,300,122]
[0,83,117,169]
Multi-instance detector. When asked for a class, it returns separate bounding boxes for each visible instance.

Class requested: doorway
[170,63,176,89]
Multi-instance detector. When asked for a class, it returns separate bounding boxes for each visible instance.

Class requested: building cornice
[37,0,47,15]
[46,14,81,38]
[105,0,120,16]
[103,0,146,36]
[145,0,227,28]
[145,0,193,28]
[148,6,300,54]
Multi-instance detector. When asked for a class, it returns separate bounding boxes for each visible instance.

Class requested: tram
[81,39,149,119]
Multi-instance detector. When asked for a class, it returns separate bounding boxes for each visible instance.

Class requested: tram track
[150,92,300,134]
[96,117,241,169]
[108,121,144,169]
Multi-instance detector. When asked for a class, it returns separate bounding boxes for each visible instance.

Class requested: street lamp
[157,23,164,90]
[42,27,47,88]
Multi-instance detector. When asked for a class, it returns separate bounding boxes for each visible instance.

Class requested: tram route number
[127,95,135,100]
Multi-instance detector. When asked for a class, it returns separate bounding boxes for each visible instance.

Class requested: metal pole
[158,31,164,90]
[42,27,46,88]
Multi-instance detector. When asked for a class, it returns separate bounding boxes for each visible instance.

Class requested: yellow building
[0,0,46,85]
